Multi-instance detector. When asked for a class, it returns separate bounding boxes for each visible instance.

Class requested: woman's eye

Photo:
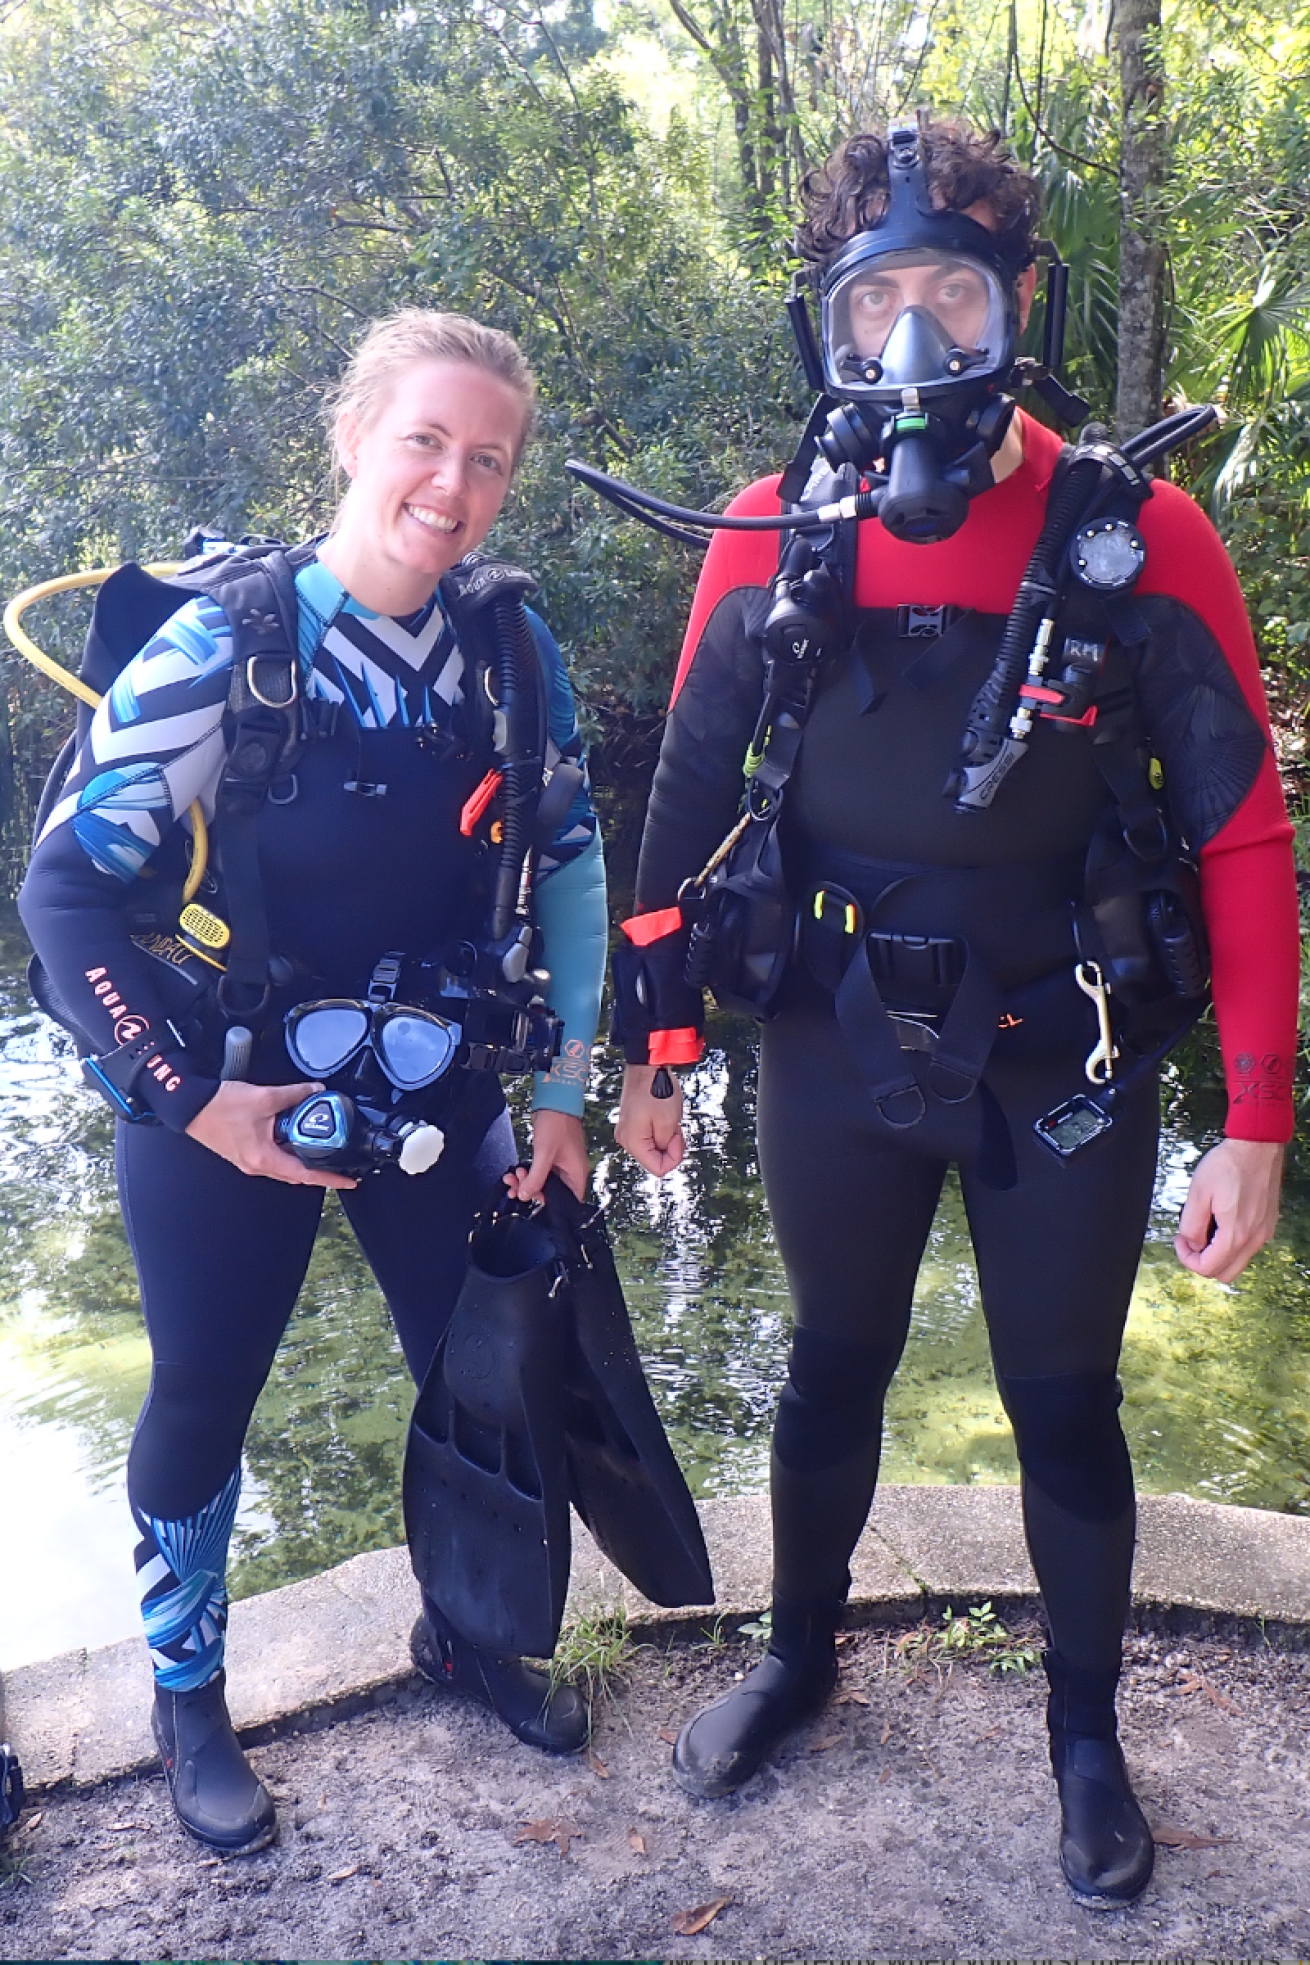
[474,453,505,475]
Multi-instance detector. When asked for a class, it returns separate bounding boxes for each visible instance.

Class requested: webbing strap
[207,552,304,1020]
[832,934,1003,1125]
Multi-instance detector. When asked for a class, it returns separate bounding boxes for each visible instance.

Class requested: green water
[2,905,1308,1670]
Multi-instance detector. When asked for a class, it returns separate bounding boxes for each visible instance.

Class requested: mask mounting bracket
[1010,241,1091,428]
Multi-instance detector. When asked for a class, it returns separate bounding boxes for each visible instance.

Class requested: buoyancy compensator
[10,541,575,1134]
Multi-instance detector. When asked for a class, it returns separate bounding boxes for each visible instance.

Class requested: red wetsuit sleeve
[1140,482,1299,1141]
[670,478,782,707]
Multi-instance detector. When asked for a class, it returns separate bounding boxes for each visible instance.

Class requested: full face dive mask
[777,121,1087,545]
[562,124,1087,553]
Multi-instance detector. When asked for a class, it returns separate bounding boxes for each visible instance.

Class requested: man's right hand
[185,1080,358,1188]
[615,1063,686,1177]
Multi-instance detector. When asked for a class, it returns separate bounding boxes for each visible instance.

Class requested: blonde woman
[20,312,608,1851]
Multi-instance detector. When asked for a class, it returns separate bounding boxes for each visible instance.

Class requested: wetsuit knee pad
[773,1326,897,1473]
[995,1369,1134,1523]
[128,1359,268,1522]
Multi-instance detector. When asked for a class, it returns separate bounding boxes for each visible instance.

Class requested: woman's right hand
[185,1080,358,1188]
[615,1063,686,1178]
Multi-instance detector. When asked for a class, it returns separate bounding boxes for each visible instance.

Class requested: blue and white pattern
[39,549,597,881]
[132,1467,242,1692]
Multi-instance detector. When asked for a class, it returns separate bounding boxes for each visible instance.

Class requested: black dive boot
[1045,1650,1154,1907]
[410,1596,587,1754]
[151,1671,276,1855]
[672,1596,841,1799]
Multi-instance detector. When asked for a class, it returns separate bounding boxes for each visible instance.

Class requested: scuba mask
[773,120,1089,546]
[562,122,1089,551]
[808,123,1027,544]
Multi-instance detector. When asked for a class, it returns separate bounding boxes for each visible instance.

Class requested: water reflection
[1,909,1308,1670]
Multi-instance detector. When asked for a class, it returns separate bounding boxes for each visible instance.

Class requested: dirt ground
[4,1617,1310,1963]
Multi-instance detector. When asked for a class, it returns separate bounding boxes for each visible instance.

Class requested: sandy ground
[4,1617,1310,1962]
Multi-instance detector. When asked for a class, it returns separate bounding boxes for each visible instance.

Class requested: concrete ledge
[8,1483,1310,1795]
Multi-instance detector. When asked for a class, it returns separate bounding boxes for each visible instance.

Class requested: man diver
[612,118,1297,1905]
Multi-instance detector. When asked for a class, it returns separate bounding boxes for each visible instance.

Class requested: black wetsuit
[19,555,606,1690]
[622,413,1297,1670]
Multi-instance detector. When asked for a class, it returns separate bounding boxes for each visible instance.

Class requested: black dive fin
[544,1177,715,1611]
[403,1207,572,1660]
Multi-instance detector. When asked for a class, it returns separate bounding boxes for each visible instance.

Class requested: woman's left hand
[1175,1137,1285,1282]
[504,1108,589,1203]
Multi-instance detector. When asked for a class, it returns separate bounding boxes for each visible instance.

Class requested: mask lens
[286,1003,370,1077]
[376,1009,457,1089]
[824,249,1008,396]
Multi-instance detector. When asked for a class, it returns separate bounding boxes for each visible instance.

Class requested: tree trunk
[1115,0,1167,439]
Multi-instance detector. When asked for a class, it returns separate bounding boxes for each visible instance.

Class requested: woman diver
[611,120,1298,1905]
[19,310,609,1852]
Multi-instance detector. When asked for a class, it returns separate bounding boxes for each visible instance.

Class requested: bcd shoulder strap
[77,545,306,1024]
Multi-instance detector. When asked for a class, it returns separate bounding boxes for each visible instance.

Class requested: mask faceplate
[823,248,1013,400]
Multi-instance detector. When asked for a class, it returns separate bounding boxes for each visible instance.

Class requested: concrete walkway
[10,1483,1310,1794]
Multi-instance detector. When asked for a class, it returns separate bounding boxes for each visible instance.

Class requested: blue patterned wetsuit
[20,550,608,1692]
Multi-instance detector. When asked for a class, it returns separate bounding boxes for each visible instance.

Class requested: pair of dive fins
[403,1175,714,1659]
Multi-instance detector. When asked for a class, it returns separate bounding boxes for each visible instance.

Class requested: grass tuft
[895,1601,1042,1675]
[549,1607,639,1713]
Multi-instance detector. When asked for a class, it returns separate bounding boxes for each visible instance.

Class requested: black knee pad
[773,1325,897,1474]
[128,1359,267,1521]
[995,1368,1134,1523]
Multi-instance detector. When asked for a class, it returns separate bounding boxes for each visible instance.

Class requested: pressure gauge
[1069,517,1146,593]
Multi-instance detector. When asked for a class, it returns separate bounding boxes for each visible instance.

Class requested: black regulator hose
[952,450,1107,783]
[566,458,884,535]
[488,595,546,943]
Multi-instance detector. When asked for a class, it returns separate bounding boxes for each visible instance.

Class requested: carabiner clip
[1075,958,1119,1085]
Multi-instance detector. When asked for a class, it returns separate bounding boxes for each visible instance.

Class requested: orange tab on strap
[459,769,502,837]
[622,906,684,947]
[650,1027,703,1067]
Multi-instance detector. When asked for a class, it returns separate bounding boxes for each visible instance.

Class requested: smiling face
[327,358,530,613]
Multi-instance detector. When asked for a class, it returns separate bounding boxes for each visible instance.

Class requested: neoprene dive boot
[1045,1650,1154,1906]
[672,1596,841,1799]
[151,1670,277,1855]
[410,1595,588,1754]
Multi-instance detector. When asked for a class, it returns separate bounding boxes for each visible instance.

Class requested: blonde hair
[326,308,537,466]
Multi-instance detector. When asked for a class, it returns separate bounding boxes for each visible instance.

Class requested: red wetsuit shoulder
[1135,477,1298,1139]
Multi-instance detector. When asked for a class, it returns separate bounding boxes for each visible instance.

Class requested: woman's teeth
[406,505,459,533]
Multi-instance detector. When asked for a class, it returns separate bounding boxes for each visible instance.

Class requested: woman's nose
[428,450,467,494]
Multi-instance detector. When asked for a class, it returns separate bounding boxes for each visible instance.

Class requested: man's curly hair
[796,118,1042,273]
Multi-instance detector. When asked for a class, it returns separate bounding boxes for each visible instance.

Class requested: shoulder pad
[441,553,538,616]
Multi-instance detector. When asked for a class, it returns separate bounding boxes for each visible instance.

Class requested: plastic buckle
[896,604,959,639]
[866,930,964,996]
[886,1011,939,1054]
[368,952,405,1003]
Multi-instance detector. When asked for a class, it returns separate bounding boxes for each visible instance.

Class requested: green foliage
[0,0,797,855]
[548,1606,638,1712]
[1,0,1307,869]
[895,1599,1041,1674]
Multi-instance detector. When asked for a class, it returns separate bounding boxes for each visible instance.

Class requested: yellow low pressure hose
[3,563,210,900]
